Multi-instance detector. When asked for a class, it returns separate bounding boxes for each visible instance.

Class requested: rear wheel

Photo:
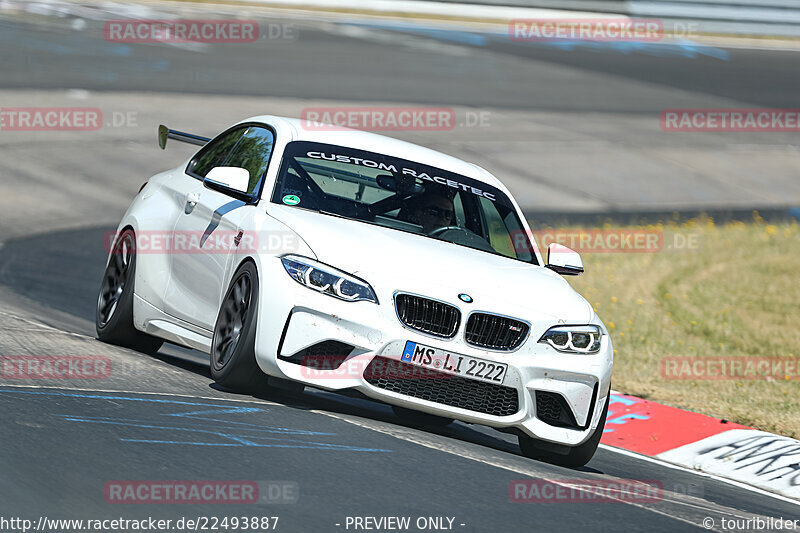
[392,405,454,427]
[518,393,609,468]
[210,261,266,393]
[96,229,163,354]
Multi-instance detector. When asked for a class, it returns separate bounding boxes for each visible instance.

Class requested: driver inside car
[406,192,456,234]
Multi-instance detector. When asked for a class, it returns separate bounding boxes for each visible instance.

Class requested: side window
[189,127,246,178]
[479,197,532,261]
[187,125,275,196]
[223,126,275,195]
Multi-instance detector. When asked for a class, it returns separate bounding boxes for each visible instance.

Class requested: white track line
[313,410,785,530]
[0,310,94,340]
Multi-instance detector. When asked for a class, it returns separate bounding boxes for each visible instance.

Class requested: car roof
[237,115,507,192]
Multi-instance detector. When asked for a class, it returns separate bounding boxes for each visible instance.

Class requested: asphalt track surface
[2,227,800,530]
[1,3,799,532]
[2,9,800,112]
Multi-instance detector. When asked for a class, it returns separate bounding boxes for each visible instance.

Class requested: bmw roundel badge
[458,293,473,303]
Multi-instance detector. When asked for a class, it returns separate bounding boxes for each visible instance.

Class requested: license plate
[401,341,507,384]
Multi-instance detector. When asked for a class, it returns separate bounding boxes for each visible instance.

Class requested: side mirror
[204,166,250,194]
[545,243,584,276]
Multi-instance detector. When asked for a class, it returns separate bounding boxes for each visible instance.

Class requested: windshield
[271,141,537,264]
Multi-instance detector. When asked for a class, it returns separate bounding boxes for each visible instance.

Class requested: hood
[269,205,593,323]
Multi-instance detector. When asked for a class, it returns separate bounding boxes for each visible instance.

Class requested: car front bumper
[253,257,613,447]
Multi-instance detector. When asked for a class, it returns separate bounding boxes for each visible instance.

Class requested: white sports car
[96,116,613,467]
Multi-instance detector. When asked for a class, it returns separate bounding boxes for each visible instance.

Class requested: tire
[210,261,266,393]
[518,392,609,468]
[392,405,454,427]
[96,229,163,354]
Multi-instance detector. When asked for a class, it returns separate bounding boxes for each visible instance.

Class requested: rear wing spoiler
[158,124,210,149]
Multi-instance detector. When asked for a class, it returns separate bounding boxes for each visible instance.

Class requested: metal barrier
[429,0,800,37]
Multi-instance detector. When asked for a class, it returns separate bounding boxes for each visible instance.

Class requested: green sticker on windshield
[282,194,300,206]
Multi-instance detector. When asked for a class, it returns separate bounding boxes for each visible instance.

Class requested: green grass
[559,215,800,437]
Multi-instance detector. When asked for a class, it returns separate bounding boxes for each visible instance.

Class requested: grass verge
[559,214,800,437]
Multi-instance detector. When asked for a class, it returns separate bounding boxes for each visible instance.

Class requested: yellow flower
[608,322,616,330]
[636,299,643,305]
[664,293,673,300]
[627,319,633,325]
[619,332,625,337]
[765,225,777,236]
[611,296,618,303]
[691,320,697,326]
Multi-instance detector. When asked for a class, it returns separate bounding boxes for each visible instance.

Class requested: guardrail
[430,0,800,37]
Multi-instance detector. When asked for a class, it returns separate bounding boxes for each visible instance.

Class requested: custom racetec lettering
[306,152,398,172]
[306,151,497,201]
[401,167,496,201]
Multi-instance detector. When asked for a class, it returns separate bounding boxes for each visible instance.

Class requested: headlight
[281,255,378,303]
[538,325,602,354]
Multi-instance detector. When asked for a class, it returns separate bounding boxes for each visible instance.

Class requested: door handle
[184,192,200,214]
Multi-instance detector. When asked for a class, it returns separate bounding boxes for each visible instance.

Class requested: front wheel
[210,261,266,393]
[96,229,163,354]
[518,393,609,468]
